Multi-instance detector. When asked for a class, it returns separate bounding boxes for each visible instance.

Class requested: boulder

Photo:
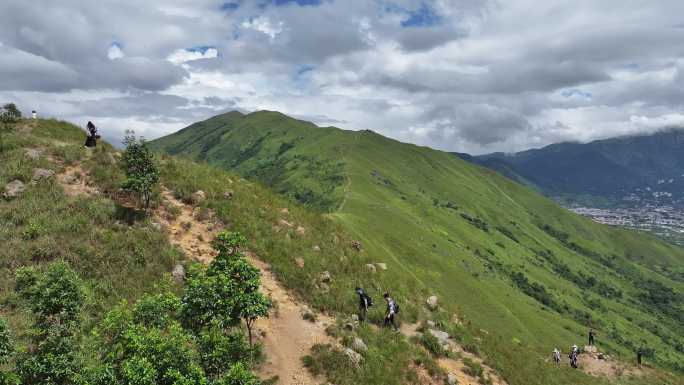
[344,348,363,367]
[3,180,25,199]
[375,262,387,271]
[223,191,234,199]
[365,264,376,273]
[32,168,54,182]
[426,295,439,311]
[447,373,458,385]
[428,329,450,346]
[584,345,597,354]
[294,257,305,268]
[351,240,362,251]
[352,337,368,352]
[25,148,42,159]
[172,264,186,282]
[191,190,206,204]
[319,271,332,283]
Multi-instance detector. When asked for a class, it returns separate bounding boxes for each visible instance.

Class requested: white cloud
[241,16,285,42]
[107,43,124,60]
[167,47,218,64]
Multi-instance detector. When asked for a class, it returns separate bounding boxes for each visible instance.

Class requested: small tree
[121,131,159,210]
[0,103,21,152]
[14,262,85,385]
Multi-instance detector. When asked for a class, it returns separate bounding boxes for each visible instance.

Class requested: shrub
[121,131,160,209]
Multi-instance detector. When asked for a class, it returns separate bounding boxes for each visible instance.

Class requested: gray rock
[375,262,387,271]
[350,314,359,322]
[192,190,206,204]
[344,348,363,367]
[426,295,439,311]
[32,168,54,182]
[312,245,321,252]
[172,264,185,282]
[3,180,25,199]
[428,329,450,346]
[365,264,376,273]
[25,148,42,159]
[319,271,332,283]
[352,337,368,352]
[426,320,436,328]
[447,373,458,385]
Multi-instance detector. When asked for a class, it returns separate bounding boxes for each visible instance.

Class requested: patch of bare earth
[156,188,334,385]
[56,163,100,197]
[577,346,644,380]
[400,322,508,385]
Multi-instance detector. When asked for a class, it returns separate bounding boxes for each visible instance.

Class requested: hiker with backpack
[383,292,399,330]
[569,345,579,368]
[552,348,561,365]
[588,328,596,346]
[355,287,373,322]
[84,121,99,147]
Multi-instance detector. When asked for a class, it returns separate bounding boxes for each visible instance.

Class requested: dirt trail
[400,323,508,385]
[56,163,100,197]
[156,188,335,385]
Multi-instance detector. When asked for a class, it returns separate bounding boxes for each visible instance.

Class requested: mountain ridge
[151,110,684,381]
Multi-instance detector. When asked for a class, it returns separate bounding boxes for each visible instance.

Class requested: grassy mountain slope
[153,111,684,383]
[463,129,684,207]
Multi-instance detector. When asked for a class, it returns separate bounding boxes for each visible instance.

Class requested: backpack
[393,301,400,314]
[363,293,373,307]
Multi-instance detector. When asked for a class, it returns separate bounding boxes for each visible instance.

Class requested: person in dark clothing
[588,328,596,346]
[569,345,579,368]
[84,121,98,147]
[383,292,398,330]
[636,348,643,367]
[355,287,371,322]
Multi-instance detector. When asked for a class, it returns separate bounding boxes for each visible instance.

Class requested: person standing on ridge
[84,121,99,147]
[383,292,398,330]
[355,287,372,322]
[588,328,596,346]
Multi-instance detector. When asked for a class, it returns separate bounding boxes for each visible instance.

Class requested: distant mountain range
[457,129,684,208]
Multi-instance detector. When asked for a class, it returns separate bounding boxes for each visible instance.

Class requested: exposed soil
[155,188,335,385]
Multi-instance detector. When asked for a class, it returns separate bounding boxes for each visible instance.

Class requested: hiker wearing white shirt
[383,292,398,330]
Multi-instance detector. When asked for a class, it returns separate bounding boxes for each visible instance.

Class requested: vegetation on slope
[153,110,684,384]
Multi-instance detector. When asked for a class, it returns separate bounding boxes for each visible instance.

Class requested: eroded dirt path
[156,188,335,385]
[400,322,508,385]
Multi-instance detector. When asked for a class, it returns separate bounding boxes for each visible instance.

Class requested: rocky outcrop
[426,295,439,311]
[32,168,54,182]
[3,180,25,199]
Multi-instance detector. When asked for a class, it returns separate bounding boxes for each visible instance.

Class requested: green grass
[152,110,684,385]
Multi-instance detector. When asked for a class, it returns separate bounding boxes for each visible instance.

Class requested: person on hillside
[588,328,596,346]
[569,345,579,368]
[31,110,37,119]
[636,348,643,367]
[552,348,561,365]
[84,121,99,147]
[355,287,372,322]
[383,292,398,330]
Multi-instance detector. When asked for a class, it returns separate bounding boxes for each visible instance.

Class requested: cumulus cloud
[0,0,683,153]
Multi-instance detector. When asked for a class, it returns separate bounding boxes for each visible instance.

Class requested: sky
[1,0,684,154]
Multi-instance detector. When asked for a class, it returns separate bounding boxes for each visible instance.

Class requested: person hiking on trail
[383,292,398,330]
[84,121,99,148]
[355,287,372,322]
[588,328,596,346]
[552,348,561,365]
[569,345,579,368]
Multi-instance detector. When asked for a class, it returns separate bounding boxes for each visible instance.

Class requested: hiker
[636,348,643,367]
[569,345,579,368]
[355,287,372,322]
[552,348,561,365]
[383,292,398,330]
[31,110,37,119]
[84,121,99,147]
[588,328,596,346]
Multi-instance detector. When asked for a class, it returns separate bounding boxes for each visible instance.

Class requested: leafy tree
[100,303,207,385]
[0,318,11,364]
[0,103,21,152]
[181,232,270,346]
[14,262,85,385]
[121,131,159,209]
[213,362,259,385]
[198,325,252,380]
[132,291,181,329]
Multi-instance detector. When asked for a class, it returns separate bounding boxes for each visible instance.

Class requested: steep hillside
[461,129,684,208]
[153,110,684,384]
